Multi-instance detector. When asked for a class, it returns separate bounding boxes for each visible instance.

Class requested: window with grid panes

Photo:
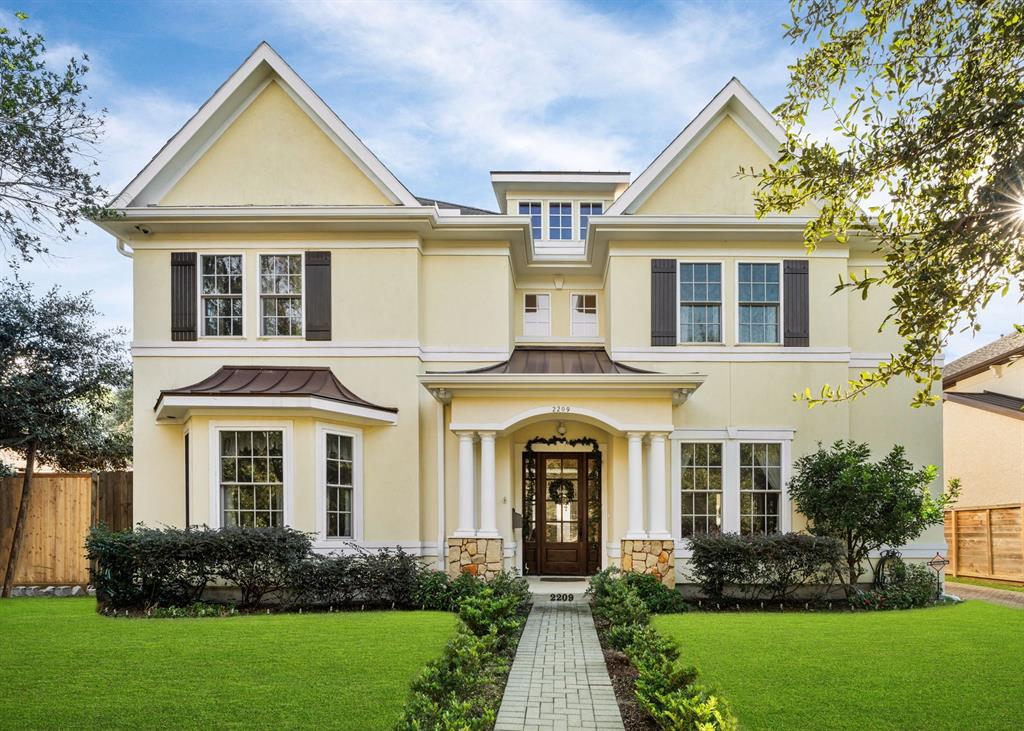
[548,202,572,240]
[259,254,303,336]
[219,430,284,527]
[738,263,780,343]
[739,442,782,535]
[678,262,722,343]
[325,433,354,538]
[679,443,723,537]
[201,254,243,336]
[519,202,542,239]
[571,293,598,336]
[523,293,551,336]
[579,202,602,239]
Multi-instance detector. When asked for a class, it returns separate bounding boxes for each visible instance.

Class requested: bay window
[739,442,782,536]
[679,442,723,538]
[219,429,284,527]
[325,432,355,539]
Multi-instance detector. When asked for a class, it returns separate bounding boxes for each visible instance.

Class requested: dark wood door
[538,454,586,575]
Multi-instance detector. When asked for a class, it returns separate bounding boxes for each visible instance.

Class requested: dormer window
[519,202,542,239]
[579,202,602,239]
[549,202,572,240]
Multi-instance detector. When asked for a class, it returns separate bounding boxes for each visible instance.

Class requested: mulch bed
[594,616,657,731]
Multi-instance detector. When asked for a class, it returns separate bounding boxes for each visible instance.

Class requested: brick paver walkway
[495,601,624,731]
[946,581,1024,609]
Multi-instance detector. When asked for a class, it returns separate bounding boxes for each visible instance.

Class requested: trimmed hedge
[86,525,522,612]
[590,571,736,730]
[686,532,844,602]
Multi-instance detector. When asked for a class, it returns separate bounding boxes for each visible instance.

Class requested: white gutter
[115,240,134,258]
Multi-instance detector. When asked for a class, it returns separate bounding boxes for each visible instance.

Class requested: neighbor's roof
[943,332,1024,388]
[454,346,654,375]
[943,390,1024,420]
[415,196,497,215]
[155,365,397,413]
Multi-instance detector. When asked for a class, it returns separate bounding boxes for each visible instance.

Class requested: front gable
[608,78,817,217]
[114,42,417,209]
[160,80,391,206]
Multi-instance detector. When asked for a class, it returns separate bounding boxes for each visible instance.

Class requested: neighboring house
[943,333,1024,508]
[92,43,943,585]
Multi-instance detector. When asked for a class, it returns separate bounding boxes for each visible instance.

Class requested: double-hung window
[679,443,723,537]
[259,254,303,336]
[523,293,551,337]
[738,263,780,343]
[519,202,542,239]
[219,429,284,528]
[571,293,598,336]
[548,202,572,240]
[200,254,243,336]
[739,442,782,535]
[579,202,602,239]
[325,432,355,539]
[678,262,722,343]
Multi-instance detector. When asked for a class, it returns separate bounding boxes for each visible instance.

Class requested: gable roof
[943,332,1024,388]
[112,42,418,208]
[606,78,785,215]
[943,390,1024,420]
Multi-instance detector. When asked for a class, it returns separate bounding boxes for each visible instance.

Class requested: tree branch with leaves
[753,0,1024,406]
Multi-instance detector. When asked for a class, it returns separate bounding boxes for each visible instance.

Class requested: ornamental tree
[0,278,131,597]
[788,440,958,586]
[752,0,1024,406]
[0,12,110,264]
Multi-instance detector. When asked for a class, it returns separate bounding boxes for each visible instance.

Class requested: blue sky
[2,0,1020,360]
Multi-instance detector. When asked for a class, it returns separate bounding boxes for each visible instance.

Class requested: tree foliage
[754,0,1024,405]
[788,440,958,585]
[0,12,109,263]
[0,277,131,471]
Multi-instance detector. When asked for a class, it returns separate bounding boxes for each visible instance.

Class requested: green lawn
[947,575,1024,593]
[654,602,1024,730]
[0,598,456,730]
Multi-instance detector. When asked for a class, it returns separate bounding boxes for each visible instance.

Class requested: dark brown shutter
[171,252,197,342]
[783,259,809,347]
[305,251,331,341]
[651,259,677,346]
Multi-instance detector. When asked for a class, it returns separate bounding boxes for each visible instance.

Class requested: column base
[620,538,675,588]
[447,536,504,579]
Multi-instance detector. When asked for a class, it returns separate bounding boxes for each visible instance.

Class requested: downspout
[116,239,134,258]
[436,398,446,570]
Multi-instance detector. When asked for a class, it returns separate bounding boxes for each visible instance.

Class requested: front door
[522,451,600,576]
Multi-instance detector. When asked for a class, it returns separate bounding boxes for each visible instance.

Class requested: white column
[454,431,476,537]
[647,433,671,539]
[626,432,647,539]
[477,431,498,537]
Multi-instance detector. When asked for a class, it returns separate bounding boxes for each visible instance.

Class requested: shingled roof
[943,332,1024,388]
[155,366,397,413]
[455,347,654,375]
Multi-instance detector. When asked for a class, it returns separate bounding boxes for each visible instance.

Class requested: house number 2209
[551,406,571,413]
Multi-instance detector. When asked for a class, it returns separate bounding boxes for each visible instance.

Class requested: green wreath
[547,477,576,505]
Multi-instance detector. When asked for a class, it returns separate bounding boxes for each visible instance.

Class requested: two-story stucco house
[93,43,944,585]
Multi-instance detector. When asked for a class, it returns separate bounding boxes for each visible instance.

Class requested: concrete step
[527,577,591,605]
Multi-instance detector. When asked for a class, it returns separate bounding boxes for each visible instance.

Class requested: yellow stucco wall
[160,81,392,207]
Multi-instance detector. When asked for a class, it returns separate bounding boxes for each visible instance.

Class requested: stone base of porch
[621,539,675,588]
[447,537,504,579]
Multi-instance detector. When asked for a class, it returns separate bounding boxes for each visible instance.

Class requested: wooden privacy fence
[945,504,1024,583]
[0,472,132,586]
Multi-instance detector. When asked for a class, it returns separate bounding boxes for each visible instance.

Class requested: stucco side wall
[160,80,392,206]
[943,400,1024,507]
[420,253,511,351]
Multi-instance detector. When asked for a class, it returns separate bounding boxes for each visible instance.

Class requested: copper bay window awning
[154,366,398,425]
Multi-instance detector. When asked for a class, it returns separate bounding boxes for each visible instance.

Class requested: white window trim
[569,291,599,337]
[258,252,306,339]
[579,201,603,241]
[671,429,793,557]
[313,422,364,547]
[734,259,783,346]
[517,200,544,240]
[522,291,552,337]
[183,424,193,528]
[547,200,573,242]
[676,259,725,345]
[198,251,247,339]
[208,420,294,529]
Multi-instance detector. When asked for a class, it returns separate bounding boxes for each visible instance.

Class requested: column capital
[626,431,647,441]
[648,431,669,442]
[476,431,496,440]
[454,430,476,440]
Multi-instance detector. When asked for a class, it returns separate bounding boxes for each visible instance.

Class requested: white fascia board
[111,42,418,209]
[489,172,631,184]
[155,394,398,425]
[606,78,785,216]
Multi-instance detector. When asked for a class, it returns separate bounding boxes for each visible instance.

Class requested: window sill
[256,336,306,341]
